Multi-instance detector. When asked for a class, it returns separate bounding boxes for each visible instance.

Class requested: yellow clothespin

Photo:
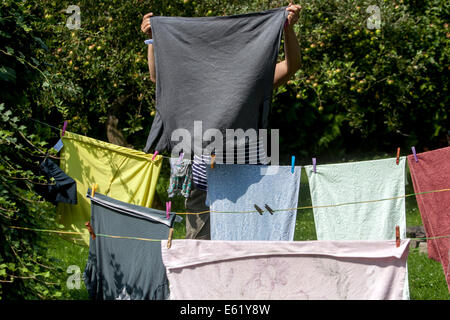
[167,227,174,249]
[91,183,98,197]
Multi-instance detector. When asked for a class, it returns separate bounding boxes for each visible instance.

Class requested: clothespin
[312,157,317,173]
[254,204,264,215]
[411,146,418,162]
[85,222,96,240]
[291,156,295,174]
[151,150,159,162]
[211,154,216,169]
[166,201,171,219]
[395,225,400,247]
[396,147,400,165]
[178,152,184,165]
[167,227,174,249]
[61,120,68,137]
[264,204,274,215]
[91,183,98,198]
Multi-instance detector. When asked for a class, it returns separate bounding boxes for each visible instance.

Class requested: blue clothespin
[312,157,317,173]
[291,156,295,174]
[144,39,153,45]
[411,146,418,162]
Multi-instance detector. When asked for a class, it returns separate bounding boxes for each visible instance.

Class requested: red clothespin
[166,201,171,219]
[396,148,400,165]
[395,225,400,247]
[411,146,418,162]
[151,150,159,162]
[211,154,216,169]
[61,120,68,137]
[167,227,174,249]
[264,204,274,215]
[312,157,317,173]
[91,183,98,198]
[85,222,96,240]
[254,204,264,215]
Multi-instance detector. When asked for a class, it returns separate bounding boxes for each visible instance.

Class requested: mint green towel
[305,157,409,299]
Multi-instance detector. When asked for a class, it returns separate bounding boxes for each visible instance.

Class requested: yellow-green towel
[57,131,162,245]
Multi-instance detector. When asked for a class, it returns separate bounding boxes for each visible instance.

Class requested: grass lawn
[45,158,450,300]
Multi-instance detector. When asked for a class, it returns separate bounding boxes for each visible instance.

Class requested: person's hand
[285,3,301,28]
[141,12,153,38]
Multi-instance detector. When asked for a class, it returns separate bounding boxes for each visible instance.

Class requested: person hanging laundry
[84,191,182,300]
[205,164,301,241]
[35,157,77,205]
[57,131,162,245]
[161,239,410,300]
[305,156,410,299]
[140,4,302,240]
[407,146,450,291]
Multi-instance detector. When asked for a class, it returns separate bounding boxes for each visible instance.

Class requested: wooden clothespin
[264,204,274,215]
[91,183,98,198]
[411,146,418,162]
[396,147,400,165]
[61,120,68,137]
[254,204,264,215]
[151,150,159,162]
[312,157,317,173]
[167,227,174,249]
[85,222,96,240]
[291,156,295,174]
[395,225,400,247]
[211,154,216,169]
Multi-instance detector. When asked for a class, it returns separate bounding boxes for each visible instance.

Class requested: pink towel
[407,146,450,290]
[161,239,410,300]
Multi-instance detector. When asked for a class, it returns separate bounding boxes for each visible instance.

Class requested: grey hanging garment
[144,7,288,155]
[83,191,182,300]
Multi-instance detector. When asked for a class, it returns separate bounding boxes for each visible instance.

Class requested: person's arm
[141,12,156,83]
[273,4,302,88]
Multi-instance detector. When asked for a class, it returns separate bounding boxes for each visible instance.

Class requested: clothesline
[30,118,409,166]
[175,188,450,215]
[9,225,450,243]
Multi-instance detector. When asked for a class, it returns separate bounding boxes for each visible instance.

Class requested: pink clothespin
[396,148,400,165]
[411,146,418,162]
[166,201,171,219]
[312,158,317,173]
[61,120,68,137]
[152,150,159,162]
[178,152,184,165]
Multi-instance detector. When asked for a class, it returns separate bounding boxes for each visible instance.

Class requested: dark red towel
[408,146,450,291]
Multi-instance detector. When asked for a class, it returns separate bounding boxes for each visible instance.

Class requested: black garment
[36,158,77,204]
[144,7,287,154]
[84,191,182,300]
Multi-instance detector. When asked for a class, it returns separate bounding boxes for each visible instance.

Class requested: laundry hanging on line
[408,146,450,291]
[57,131,162,245]
[161,239,410,300]
[205,164,301,241]
[84,190,181,300]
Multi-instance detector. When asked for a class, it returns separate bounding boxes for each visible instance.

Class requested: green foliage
[0,0,66,299]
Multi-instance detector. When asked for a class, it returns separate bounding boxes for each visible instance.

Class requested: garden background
[0,0,448,299]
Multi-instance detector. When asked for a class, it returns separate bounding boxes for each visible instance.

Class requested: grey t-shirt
[83,191,181,300]
[144,7,287,155]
